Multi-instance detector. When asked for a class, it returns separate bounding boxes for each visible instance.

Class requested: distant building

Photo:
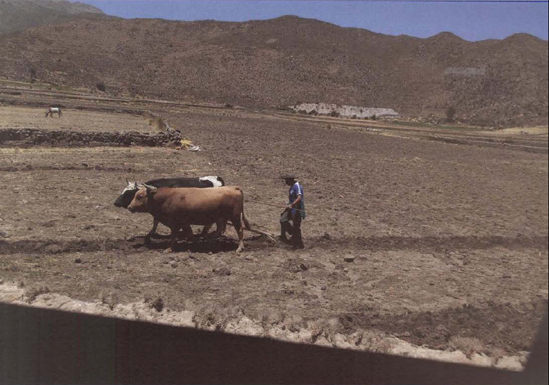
[290,103,399,119]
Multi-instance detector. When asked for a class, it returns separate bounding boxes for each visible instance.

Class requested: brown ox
[128,185,251,253]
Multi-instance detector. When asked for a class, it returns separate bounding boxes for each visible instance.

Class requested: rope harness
[247,199,306,213]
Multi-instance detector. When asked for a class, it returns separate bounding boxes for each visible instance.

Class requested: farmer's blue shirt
[289,182,305,218]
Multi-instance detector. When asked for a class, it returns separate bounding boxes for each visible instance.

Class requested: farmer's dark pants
[280,211,304,249]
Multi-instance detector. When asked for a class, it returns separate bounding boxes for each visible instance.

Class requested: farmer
[280,174,305,250]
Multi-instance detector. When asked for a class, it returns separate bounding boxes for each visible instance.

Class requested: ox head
[114,180,142,208]
[128,184,157,213]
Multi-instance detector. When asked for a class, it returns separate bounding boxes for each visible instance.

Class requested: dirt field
[0,99,548,368]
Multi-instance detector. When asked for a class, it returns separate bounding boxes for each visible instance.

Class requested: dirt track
[0,101,548,367]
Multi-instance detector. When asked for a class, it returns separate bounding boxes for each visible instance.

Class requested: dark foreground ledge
[1,302,546,385]
[0,128,182,148]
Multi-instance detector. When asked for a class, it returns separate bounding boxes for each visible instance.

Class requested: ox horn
[143,184,157,193]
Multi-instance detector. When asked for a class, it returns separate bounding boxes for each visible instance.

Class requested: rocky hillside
[0,0,107,35]
[0,16,547,126]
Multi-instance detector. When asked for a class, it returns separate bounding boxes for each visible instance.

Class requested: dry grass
[486,126,549,137]
[143,110,175,133]
[0,106,147,133]
[25,285,50,303]
[450,336,486,359]
[100,291,119,310]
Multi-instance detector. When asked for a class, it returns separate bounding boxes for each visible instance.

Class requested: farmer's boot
[290,214,304,250]
[291,229,305,250]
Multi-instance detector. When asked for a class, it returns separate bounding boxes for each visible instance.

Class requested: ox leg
[201,221,227,238]
[206,220,226,239]
[169,228,178,252]
[232,217,245,253]
[168,225,192,252]
[218,220,227,235]
[146,219,160,242]
[181,224,194,240]
[200,223,213,238]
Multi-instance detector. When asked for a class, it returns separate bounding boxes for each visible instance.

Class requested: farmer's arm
[288,194,302,210]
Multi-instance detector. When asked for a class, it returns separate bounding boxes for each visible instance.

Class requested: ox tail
[238,189,276,243]
[239,188,252,230]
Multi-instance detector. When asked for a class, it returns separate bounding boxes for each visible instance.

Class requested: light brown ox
[128,185,251,253]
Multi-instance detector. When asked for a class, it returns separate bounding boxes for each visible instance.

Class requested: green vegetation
[446,106,457,122]
[29,68,37,84]
[390,120,481,132]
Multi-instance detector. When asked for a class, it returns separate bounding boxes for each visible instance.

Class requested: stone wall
[0,128,182,148]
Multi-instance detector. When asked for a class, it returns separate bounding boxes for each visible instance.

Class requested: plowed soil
[0,101,547,362]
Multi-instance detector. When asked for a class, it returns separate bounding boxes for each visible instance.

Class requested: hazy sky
[72,0,549,41]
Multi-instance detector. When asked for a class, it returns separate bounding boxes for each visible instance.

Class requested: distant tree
[372,114,378,121]
[96,82,106,92]
[446,106,457,122]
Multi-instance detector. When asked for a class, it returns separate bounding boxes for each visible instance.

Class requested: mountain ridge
[0,0,108,35]
[0,15,546,126]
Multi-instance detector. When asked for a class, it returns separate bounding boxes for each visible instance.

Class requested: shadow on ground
[0,303,546,385]
[0,234,546,256]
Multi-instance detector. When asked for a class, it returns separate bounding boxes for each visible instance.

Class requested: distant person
[280,174,305,250]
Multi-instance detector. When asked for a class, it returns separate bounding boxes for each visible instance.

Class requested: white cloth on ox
[199,176,223,187]
[121,181,139,194]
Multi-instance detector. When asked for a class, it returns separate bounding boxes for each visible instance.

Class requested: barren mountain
[0,16,547,126]
[0,0,107,35]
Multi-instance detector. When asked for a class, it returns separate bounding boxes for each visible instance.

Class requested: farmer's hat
[282,174,297,180]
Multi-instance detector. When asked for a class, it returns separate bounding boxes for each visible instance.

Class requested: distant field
[0,105,149,133]
[490,126,549,137]
[389,120,482,132]
[0,94,547,371]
